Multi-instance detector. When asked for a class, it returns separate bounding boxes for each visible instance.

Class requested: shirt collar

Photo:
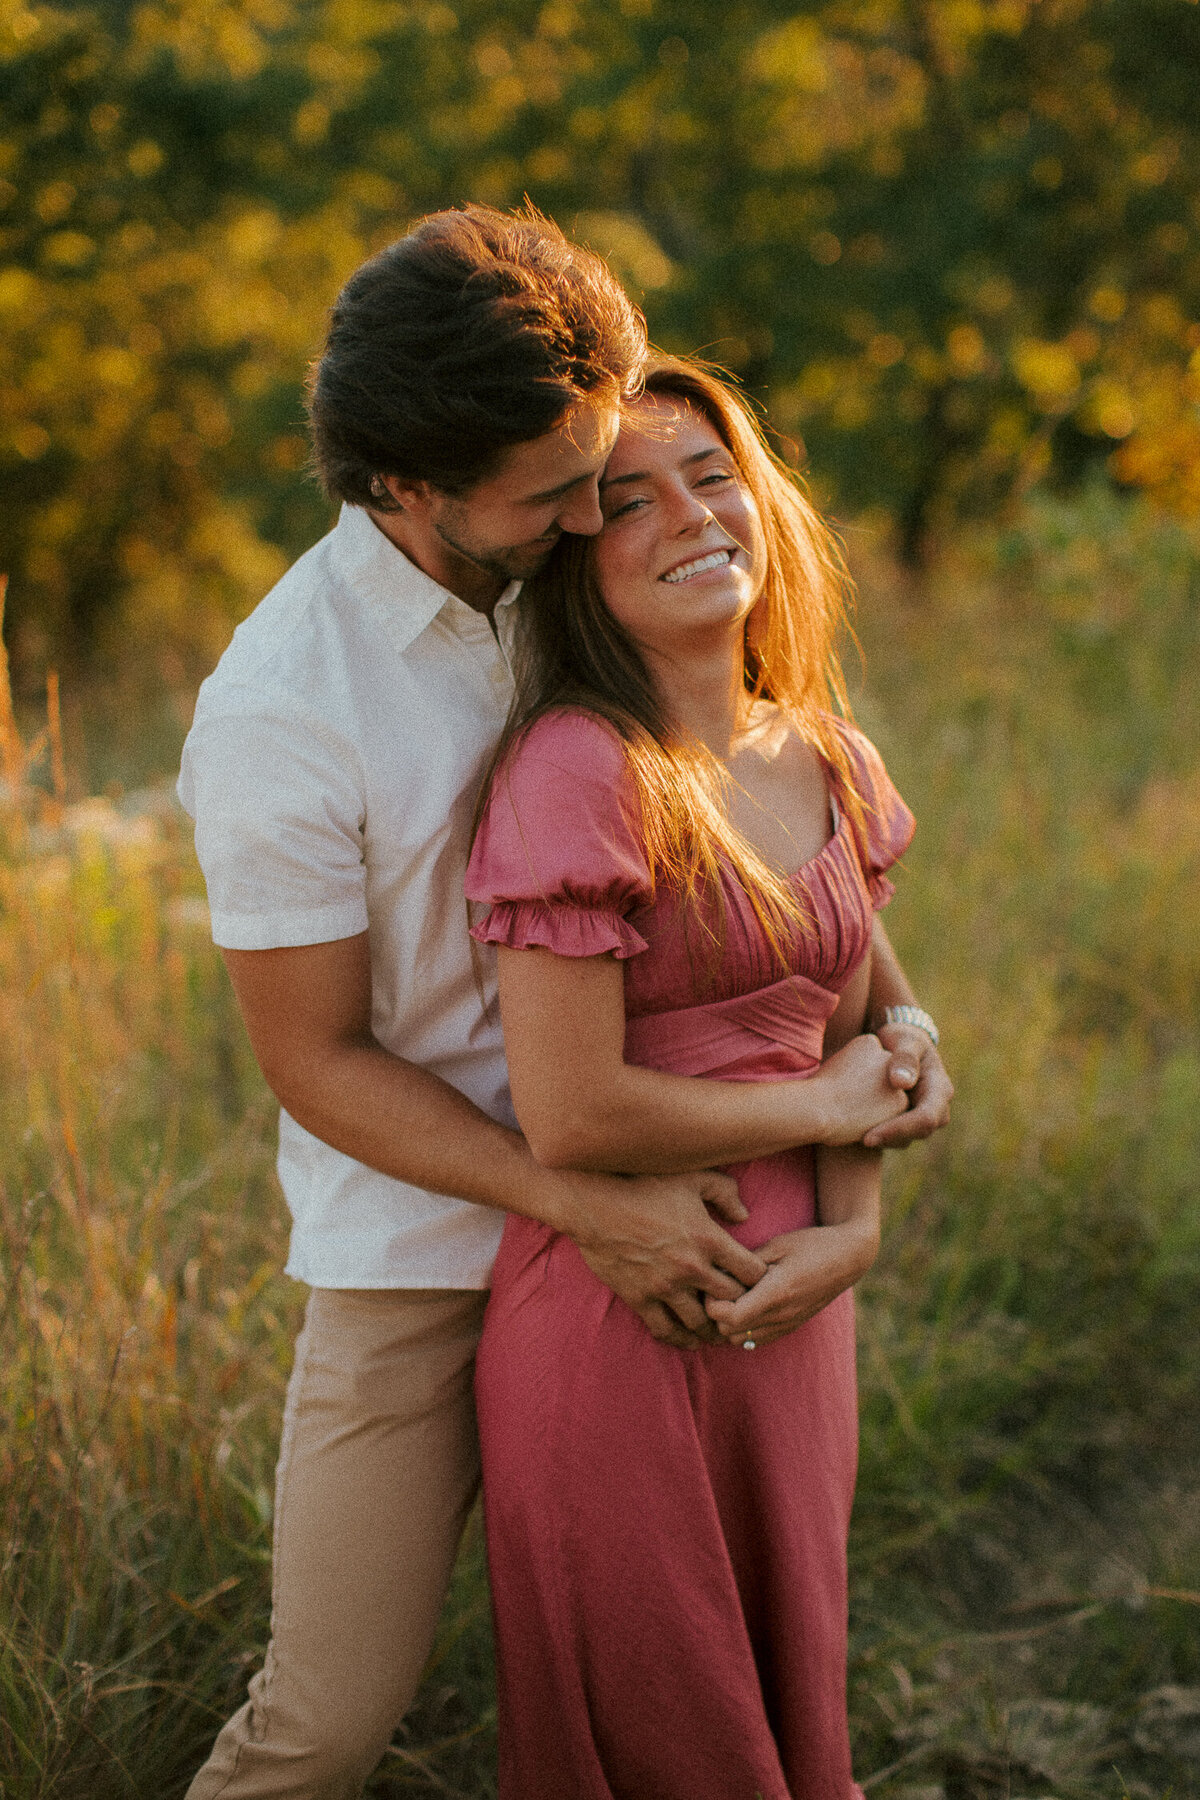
[330,502,521,655]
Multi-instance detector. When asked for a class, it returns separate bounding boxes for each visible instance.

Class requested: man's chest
[353,622,514,868]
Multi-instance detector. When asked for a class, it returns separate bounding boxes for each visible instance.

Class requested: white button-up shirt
[178,503,520,1288]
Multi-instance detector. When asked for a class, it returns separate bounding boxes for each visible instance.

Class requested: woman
[466,355,922,1799]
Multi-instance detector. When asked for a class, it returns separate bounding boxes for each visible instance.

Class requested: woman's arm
[495,944,910,1175]
[707,949,881,1345]
[815,953,882,1262]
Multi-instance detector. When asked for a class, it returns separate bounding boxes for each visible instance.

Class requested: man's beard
[433,510,561,584]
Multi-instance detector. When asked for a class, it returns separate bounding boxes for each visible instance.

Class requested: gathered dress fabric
[465,710,915,1800]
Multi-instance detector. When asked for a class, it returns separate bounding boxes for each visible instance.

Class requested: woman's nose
[665,481,713,532]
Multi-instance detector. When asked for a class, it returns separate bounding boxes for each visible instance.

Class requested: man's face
[417,396,621,585]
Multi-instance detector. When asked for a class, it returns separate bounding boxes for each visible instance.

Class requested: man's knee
[188,1668,407,1800]
[286,1706,399,1799]
[277,1656,408,1779]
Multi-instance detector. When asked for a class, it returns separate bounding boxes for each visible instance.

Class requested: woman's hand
[705,1216,879,1347]
[862,1024,953,1148]
[864,919,953,1149]
[809,1033,913,1146]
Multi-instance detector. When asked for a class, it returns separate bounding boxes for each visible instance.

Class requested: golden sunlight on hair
[475,352,871,969]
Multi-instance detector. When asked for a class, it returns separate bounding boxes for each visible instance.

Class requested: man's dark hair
[307,203,646,504]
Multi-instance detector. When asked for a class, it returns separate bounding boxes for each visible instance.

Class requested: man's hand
[563,1168,767,1350]
[863,1023,953,1148]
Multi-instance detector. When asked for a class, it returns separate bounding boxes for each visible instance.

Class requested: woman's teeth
[661,549,732,584]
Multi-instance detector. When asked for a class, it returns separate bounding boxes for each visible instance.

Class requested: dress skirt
[477,1140,863,1800]
[466,707,915,1800]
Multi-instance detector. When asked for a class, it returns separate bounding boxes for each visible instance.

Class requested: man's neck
[365,506,506,617]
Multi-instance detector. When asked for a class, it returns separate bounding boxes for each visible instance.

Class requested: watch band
[879,1004,939,1047]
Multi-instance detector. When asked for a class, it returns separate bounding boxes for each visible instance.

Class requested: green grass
[1,487,1198,1799]
[844,488,1200,1800]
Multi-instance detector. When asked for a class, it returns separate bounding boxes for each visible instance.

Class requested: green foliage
[3,0,1200,670]
[1,491,1198,1797]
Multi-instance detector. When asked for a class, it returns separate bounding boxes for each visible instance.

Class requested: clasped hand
[576,1028,951,1351]
[705,1214,878,1348]
[863,1020,954,1148]
[809,1020,953,1149]
[709,1026,952,1348]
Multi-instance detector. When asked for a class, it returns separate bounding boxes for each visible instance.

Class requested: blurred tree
[2,0,379,677]
[2,0,1199,673]
[515,0,1200,562]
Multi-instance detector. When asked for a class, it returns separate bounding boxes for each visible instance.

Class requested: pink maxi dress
[465,709,915,1800]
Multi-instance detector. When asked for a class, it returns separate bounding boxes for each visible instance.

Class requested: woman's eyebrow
[600,447,722,491]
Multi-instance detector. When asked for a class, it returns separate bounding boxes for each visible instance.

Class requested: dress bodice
[466,707,915,1073]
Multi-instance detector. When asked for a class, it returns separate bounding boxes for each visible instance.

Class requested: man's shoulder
[178,527,368,821]
[198,528,348,708]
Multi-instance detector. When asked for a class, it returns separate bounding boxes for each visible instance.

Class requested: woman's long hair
[476,352,866,964]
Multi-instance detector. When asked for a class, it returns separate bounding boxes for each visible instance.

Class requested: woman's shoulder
[821,714,896,800]
[479,706,640,845]
[505,706,628,776]
[467,707,651,917]
[819,713,915,882]
[823,712,879,761]
[495,707,632,810]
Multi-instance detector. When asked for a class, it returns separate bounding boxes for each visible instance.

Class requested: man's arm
[862,915,954,1148]
[221,932,770,1347]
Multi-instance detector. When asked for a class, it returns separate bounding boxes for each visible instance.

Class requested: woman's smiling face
[592,394,768,660]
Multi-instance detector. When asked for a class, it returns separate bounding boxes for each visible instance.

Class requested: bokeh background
[2,1,1199,1795]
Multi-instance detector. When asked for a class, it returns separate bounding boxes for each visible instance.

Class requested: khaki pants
[186,1286,488,1800]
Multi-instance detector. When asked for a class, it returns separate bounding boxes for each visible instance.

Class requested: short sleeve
[179,691,368,950]
[833,722,916,910]
[466,711,653,959]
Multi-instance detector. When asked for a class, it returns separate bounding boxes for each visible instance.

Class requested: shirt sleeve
[179,690,369,950]
[466,710,653,960]
[834,722,916,910]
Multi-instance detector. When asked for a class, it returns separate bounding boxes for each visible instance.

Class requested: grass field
[1,489,1198,1799]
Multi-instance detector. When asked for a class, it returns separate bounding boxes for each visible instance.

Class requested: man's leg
[187,1286,487,1800]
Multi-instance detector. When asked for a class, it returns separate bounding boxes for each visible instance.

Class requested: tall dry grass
[844,491,1200,1799]
[1,492,1198,1798]
[0,573,487,1798]
[0,586,294,1794]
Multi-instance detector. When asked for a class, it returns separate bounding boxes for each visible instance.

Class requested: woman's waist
[494,1146,817,1284]
[714,1145,818,1244]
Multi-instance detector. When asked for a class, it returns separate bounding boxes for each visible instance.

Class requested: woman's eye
[697,470,734,489]
[607,495,648,520]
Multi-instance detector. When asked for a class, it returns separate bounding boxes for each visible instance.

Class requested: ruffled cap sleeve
[466,711,653,959]
[833,721,916,909]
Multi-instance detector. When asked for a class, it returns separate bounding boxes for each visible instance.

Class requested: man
[180,203,951,1799]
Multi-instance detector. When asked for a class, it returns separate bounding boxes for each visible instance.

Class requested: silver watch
[878,1004,939,1047]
